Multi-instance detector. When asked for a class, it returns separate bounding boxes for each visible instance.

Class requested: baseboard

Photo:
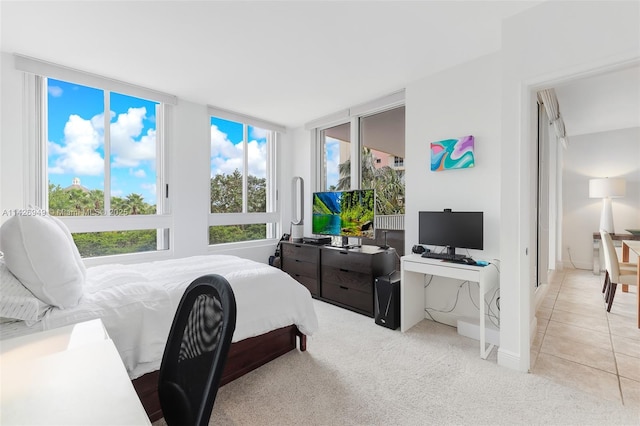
[530,316,538,344]
[456,318,500,345]
[497,347,527,372]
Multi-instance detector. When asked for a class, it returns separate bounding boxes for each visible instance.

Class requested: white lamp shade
[589,178,626,199]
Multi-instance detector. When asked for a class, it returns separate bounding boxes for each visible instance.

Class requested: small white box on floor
[457,318,500,346]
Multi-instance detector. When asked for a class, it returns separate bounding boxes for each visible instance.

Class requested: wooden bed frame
[132,325,307,422]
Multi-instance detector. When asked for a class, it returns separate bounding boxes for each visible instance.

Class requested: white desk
[0,319,151,425]
[400,254,500,359]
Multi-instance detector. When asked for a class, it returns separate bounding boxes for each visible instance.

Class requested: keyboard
[421,251,466,261]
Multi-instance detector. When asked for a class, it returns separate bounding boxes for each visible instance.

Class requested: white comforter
[0,255,318,379]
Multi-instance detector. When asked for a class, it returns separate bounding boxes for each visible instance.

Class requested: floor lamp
[589,177,626,234]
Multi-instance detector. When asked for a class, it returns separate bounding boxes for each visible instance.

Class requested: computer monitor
[418,210,483,256]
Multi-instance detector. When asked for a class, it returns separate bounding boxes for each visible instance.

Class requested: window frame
[207,106,285,245]
[308,91,405,192]
[18,54,175,263]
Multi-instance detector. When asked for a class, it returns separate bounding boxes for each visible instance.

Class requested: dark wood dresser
[280,242,320,296]
[281,242,396,316]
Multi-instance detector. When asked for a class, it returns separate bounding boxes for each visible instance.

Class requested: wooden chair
[158,274,237,426]
[600,230,637,312]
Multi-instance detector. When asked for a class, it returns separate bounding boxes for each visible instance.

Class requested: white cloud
[111,107,155,168]
[210,125,244,176]
[250,126,269,140]
[247,139,267,178]
[48,85,63,97]
[210,125,268,178]
[49,114,104,175]
[325,137,341,188]
[130,168,146,178]
[49,107,156,178]
[141,182,156,194]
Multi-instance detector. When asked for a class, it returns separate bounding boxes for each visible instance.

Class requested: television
[418,210,483,256]
[312,189,375,241]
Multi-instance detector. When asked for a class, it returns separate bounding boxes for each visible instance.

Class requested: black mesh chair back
[158,274,237,426]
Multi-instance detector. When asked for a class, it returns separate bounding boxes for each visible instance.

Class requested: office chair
[600,230,637,312]
[158,274,237,426]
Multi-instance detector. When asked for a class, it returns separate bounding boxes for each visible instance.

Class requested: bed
[0,217,318,422]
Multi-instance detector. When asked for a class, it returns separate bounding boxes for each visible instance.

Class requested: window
[47,79,159,217]
[359,106,405,215]
[17,55,175,259]
[320,122,351,191]
[308,93,405,237]
[208,110,283,245]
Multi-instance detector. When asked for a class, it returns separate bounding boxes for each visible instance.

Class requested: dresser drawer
[282,258,317,278]
[321,266,372,294]
[288,274,319,296]
[322,282,373,315]
[282,243,319,263]
[321,249,371,274]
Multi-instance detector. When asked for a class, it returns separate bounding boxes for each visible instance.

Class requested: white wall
[404,53,502,326]
[0,54,25,222]
[0,52,286,264]
[500,0,640,371]
[562,127,640,270]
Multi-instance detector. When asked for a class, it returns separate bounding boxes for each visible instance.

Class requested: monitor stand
[330,236,361,249]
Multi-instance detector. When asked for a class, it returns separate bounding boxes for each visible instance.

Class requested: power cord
[424,277,500,328]
[567,247,578,269]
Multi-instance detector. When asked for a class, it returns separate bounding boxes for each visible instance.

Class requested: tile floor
[531,268,640,408]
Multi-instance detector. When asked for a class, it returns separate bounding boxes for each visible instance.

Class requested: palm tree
[335,148,405,215]
[124,193,146,215]
[66,188,92,215]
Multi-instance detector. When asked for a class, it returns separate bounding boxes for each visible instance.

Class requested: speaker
[412,244,426,254]
[374,271,400,330]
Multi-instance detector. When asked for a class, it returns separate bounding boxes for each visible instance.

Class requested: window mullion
[242,124,248,213]
[103,91,111,215]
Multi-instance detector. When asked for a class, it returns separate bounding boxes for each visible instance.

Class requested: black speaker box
[374,271,401,330]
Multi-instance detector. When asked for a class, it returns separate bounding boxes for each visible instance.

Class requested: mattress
[0,254,318,379]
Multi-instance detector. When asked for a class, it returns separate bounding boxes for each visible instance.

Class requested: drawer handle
[339,268,349,273]
[339,251,348,255]
[339,285,349,290]
[294,245,302,248]
[295,259,301,262]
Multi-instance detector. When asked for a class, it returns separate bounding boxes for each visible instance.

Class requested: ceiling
[554,64,640,138]
[0,1,543,128]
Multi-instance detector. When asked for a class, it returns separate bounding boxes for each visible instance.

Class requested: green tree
[211,169,243,213]
[335,148,405,215]
[47,181,158,257]
[124,193,146,215]
[209,169,267,243]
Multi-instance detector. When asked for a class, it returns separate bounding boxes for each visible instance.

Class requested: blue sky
[47,80,269,208]
[210,116,268,179]
[47,79,158,205]
[324,137,341,189]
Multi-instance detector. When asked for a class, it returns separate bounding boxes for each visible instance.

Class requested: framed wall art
[430,135,475,171]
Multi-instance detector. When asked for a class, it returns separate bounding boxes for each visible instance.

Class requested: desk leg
[400,270,426,332]
[479,279,494,360]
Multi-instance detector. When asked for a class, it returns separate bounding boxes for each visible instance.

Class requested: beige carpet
[155,299,639,425]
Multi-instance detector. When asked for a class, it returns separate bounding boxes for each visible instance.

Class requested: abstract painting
[430,135,475,171]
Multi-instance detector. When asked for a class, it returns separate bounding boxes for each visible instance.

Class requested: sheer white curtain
[538,88,568,148]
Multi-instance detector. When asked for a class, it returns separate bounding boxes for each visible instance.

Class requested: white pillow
[0,215,85,308]
[0,259,50,324]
